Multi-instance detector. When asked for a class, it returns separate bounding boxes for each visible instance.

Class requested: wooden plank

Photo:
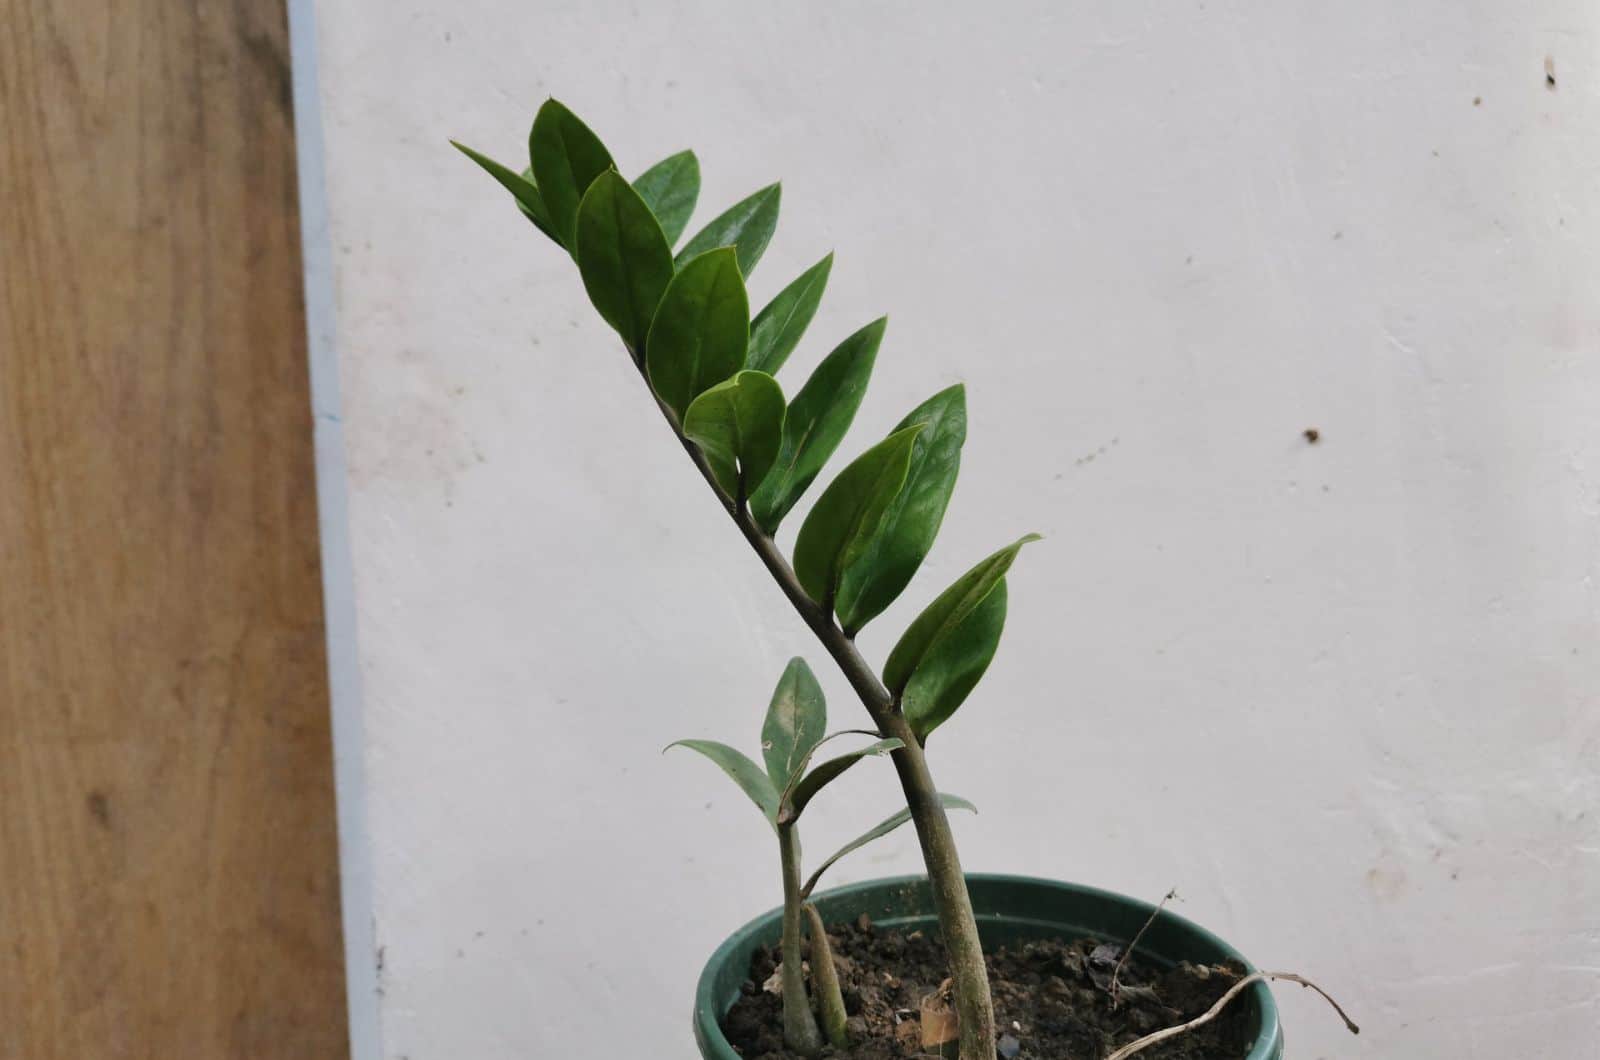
[0,1,351,1056]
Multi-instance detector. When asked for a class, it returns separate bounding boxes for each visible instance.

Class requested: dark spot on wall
[1303,428,1320,444]
[1472,96,1482,106]
[1545,57,1557,89]
[87,790,111,828]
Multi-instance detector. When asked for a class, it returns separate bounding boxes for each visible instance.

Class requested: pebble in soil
[722,914,1254,1059]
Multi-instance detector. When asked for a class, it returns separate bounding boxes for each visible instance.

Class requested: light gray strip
[285,3,383,1058]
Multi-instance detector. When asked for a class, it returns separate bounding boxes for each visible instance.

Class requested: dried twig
[1103,970,1359,1060]
[1109,887,1176,1006]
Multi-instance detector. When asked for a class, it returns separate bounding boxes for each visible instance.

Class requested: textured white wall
[307,2,1600,1056]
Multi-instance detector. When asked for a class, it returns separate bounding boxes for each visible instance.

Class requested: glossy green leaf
[902,580,1007,739]
[747,253,833,375]
[786,738,903,819]
[835,386,967,635]
[759,658,827,789]
[646,248,750,418]
[683,371,786,498]
[800,794,976,898]
[450,141,558,241]
[747,318,884,533]
[665,739,779,821]
[575,171,674,352]
[529,99,615,249]
[633,150,700,247]
[883,534,1040,696]
[792,425,924,611]
[677,183,781,276]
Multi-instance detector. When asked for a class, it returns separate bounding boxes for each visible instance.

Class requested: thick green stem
[802,902,850,1048]
[630,350,996,1060]
[778,824,824,1056]
[876,713,994,1060]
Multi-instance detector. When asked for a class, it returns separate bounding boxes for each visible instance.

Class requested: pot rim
[693,872,1284,1059]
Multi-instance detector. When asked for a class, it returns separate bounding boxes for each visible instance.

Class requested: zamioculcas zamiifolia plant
[668,657,975,1052]
[453,97,1039,1060]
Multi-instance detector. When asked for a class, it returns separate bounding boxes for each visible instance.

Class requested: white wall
[307,2,1600,1056]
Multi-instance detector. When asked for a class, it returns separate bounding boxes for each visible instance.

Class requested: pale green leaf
[665,739,779,821]
[800,794,976,898]
[759,658,827,789]
[786,738,903,819]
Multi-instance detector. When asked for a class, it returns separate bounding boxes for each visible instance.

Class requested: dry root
[1103,970,1359,1060]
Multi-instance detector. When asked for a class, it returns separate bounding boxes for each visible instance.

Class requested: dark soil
[723,915,1253,1059]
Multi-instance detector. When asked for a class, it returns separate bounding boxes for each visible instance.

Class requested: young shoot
[668,658,974,1055]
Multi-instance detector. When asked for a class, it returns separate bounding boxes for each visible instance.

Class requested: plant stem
[628,351,997,1060]
[802,902,850,1048]
[778,824,824,1056]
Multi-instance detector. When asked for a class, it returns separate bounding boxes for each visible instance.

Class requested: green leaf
[786,738,903,820]
[634,150,700,247]
[646,248,750,418]
[665,739,779,822]
[678,183,781,276]
[792,425,924,611]
[801,794,976,898]
[683,371,786,498]
[883,534,1040,696]
[901,580,1007,739]
[450,141,558,241]
[575,170,675,352]
[836,385,968,635]
[748,318,884,533]
[759,658,827,789]
[529,99,615,249]
[747,253,833,375]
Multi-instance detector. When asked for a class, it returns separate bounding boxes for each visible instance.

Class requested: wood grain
[0,0,350,1056]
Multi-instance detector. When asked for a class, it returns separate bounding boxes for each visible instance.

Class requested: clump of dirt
[723,915,1253,1059]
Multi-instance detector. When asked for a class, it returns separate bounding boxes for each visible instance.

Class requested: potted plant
[452,99,1356,1059]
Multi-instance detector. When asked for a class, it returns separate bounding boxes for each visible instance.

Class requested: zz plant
[668,656,974,1052]
[455,98,1037,1060]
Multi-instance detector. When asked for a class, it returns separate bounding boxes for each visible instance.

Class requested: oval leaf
[747,253,833,375]
[793,425,924,611]
[677,183,781,276]
[786,738,903,820]
[683,371,786,498]
[801,794,976,898]
[883,533,1040,696]
[901,580,1007,739]
[748,318,884,533]
[529,99,615,250]
[759,658,828,789]
[634,150,700,247]
[665,739,779,821]
[836,385,967,635]
[576,171,675,353]
[451,141,559,241]
[646,248,750,418]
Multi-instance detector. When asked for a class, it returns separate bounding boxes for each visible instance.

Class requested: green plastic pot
[694,874,1284,1059]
